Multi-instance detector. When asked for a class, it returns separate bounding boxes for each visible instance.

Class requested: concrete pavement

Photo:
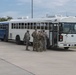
[0,58,34,75]
[0,41,76,75]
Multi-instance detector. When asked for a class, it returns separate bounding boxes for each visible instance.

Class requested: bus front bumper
[58,42,76,47]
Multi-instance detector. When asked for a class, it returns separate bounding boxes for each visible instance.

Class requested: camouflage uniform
[37,31,43,52]
[24,30,30,50]
[32,30,38,51]
[42,31,47,51]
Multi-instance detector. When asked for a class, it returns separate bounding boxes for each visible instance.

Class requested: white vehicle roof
[60,17,76,23]
[9,17,63,23]
[2,16,76,24]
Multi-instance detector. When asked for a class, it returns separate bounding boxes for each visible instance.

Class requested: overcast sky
[0,0,76,18]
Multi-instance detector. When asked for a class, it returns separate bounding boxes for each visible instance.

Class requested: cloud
[1,0,75,18]
[0,11,32,18]
[17,0,29,5]
[17,0,70,7]
[0,11,21,18]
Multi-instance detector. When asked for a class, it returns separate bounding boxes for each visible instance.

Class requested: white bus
[0,16,76,49]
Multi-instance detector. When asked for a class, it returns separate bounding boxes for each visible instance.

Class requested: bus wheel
[16,35,21,45]
[64,47,69,50]
[1,39,4,41]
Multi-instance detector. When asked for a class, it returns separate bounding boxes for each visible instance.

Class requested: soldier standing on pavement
[32,29,38,51]
[42,30,48,51]
[24,30,30,51]
[40,30,44,51]
[37,31,43,52]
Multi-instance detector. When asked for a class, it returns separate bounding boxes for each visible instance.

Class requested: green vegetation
[0,16,13,22]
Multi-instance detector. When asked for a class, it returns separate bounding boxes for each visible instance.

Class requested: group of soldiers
[24,29,48,52]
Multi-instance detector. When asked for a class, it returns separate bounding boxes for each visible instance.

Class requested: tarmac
[0,41,76,75]
[0,58,34,75]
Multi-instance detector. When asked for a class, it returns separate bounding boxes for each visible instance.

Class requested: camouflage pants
[33,42,38,51]
[37,41,43,52]
[26,40,29,50]
[43,39,47,51]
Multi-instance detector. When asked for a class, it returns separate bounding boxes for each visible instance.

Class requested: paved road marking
[0,58,35,75]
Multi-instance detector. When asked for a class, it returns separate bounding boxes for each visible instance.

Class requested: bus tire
[4,35,8,42]
[16,35,21,45]
[1,39,4,41]
[64,47,69,50]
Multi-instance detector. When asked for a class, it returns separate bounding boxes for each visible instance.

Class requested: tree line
[0,16,13,22]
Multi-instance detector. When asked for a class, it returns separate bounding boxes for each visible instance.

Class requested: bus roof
[9,17,62,23]
[0,21,9,24]
[60,17,76,23]
[1,16,75,24]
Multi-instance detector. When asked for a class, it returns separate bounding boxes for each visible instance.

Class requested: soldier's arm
[23,33,26,41]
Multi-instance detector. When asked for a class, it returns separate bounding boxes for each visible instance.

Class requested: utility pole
[31,0,33,18]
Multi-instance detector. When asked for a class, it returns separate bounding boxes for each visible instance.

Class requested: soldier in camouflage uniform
[42,30,48,51]
[24,30,30,50]
[32,29,38,51]
[37,31,43,52]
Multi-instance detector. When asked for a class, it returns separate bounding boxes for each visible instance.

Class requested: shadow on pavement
[1,41,76,52]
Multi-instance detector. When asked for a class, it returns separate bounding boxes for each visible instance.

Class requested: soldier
[37,31,43,52]
[42,30,48,51]
[40,30,44,51]
[24,30,30,50]
[32,29,38,51]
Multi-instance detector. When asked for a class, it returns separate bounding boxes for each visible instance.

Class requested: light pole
[31,0,33,18]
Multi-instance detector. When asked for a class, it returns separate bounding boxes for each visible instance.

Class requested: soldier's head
[27,30,29,33]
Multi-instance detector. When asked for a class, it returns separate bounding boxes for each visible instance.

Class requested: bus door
[49,23,58,47]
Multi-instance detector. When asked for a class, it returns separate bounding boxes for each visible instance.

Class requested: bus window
[13,23,16,29]
[3,25,6,29]
[44,23,47,30]
[15,23,18,29]
[19,23,20,29]
[59,23,63,34]
[26,23,28,29]
[12,23,13,29]
[34,23,36,29]
[0,25,2,29]
[74,24,76,32]
[28,23,30,29]
[24,23,26,29]
[71,23,76,34]
[0,25,1,29]
[21,23,24,29]
[37,23,40,29]
[40,23,44,29]
[45,23,48,30]
[0,24,2,29]
[30,23,33,29]
[49,23,52,31]
[2,25,3,29]
[54,24,57,31]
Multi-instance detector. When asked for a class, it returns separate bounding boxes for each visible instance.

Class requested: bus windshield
[61,23,76,34]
